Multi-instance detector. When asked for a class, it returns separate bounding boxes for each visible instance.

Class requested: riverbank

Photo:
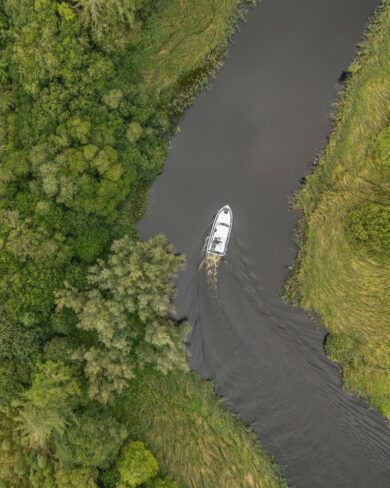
[115,368,285,488]
[284,0,390,420]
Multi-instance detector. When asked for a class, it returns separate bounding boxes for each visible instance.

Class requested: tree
[88,234,185,322]
[0,413,29,487]
[54,464,98,488]
[117,441,158,488]
[54,405,127,468]
[28,455,98,488]
[77,345,135,405]
[28,454,56,488]
[55,234,189,404]
[14,361,81,449]
[0,361,27,415]
[74,225,110,263]
[0,315,40,363]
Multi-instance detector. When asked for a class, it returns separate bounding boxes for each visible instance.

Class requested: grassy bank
[115,368,285,488]
[136,0,254,94]
[284,1,390,419]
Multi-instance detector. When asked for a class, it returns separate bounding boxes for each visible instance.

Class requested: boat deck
[207,206,232,256]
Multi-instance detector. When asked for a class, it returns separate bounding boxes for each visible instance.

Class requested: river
[138,0,390,486]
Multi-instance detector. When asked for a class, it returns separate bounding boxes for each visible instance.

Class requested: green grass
[114,368,286,488]
[284,1,390,420]
[136,0,254,95]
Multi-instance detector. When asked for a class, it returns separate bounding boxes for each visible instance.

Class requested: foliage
[0,0,171,331]
[285,1,390,418]
[375,125,390,166]
[347,203,390,255]
[54,464,99,488]
[56,234,189,404]
[74,225,110,263]
[28,454,57,488]
[0,414,29,487]
[0,253,66,324]
[0,361,29,415]
[14,361,81,449]
[74,0,154,53]
[54,405,127,468]
[27,453,100,488]
[0,315,41,363]
[117,441,158,487]
[325,334,363,369]
[43,337,79,365]
[101,440,179,488]
[87,234,184,322]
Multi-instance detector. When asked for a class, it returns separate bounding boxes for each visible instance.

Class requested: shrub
[325,334,363,369]
[375,125,390,166]
[346,203,390,255]
[117,441,159,487]
[0,317,40,362]
[74,226,110,263]
[54,406,127,468]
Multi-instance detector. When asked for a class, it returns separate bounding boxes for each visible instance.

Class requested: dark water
[139,0,390,486]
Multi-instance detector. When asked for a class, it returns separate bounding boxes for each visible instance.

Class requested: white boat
[206,205,233,256]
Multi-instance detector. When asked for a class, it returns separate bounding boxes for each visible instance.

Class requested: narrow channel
[139,1,390,486]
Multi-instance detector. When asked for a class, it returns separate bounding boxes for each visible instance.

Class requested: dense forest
[0,1,285,487]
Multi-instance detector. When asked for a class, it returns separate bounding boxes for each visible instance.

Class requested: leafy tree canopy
[14,360,81,449]
[54,405,127,468]
[56,234,189,404]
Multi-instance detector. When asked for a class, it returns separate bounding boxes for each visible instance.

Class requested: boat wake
[177,225,390,488]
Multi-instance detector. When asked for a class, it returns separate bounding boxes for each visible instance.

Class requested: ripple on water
[186,230,390,488]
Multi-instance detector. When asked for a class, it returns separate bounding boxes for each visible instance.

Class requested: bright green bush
[346,203,390,255]
[117,441,159,487]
